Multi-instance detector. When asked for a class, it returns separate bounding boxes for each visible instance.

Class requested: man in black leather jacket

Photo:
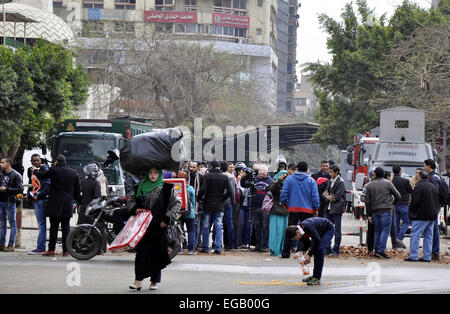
[0,157,23,252]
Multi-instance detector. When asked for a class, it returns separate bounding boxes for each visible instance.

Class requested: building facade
[294,74,318,115]
[274,0,298,113]
[47,0,279,114]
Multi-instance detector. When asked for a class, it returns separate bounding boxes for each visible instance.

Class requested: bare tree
[79,25,272,128]
[370,23,450,141]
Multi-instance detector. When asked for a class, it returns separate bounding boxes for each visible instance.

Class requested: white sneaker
[149,283,158,290]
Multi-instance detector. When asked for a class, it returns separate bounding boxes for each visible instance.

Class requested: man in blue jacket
[280,161,320,258]
[285,217,335,286]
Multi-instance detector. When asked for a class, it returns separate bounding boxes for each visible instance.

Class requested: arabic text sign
[144,11,198,23]
[212,13,250,28]
[88,9,125,20]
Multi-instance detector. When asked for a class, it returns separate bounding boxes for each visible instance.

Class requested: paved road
[2,208,448,295]
[1,251,449,294]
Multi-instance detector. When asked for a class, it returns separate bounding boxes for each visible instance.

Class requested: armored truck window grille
[395,120,409,128]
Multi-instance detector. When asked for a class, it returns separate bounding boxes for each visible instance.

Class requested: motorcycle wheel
[66,226,102,260]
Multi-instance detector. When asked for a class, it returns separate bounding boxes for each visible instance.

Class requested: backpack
[262,191,273,213]
[432,174,449,206]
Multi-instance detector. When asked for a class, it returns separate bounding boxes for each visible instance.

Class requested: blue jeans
[181,217,196,251]
[409,220,434,261]
[324,212,342,254]
[373,212,392,253]
[0,202,17,247]
[312,227,335,280]
[395,205,409,241]
[240,207,252,246]
[33,200,47,251]
[202,212,224,252]
[223,204,234,248]
[432,218,440,255]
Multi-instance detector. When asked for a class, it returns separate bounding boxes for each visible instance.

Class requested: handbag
[108,209,152,253]
[262,191,273,213]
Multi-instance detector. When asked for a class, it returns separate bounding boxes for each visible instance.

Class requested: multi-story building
[274,0,298,113]
[48,0,279,115]
[294,74,318,115]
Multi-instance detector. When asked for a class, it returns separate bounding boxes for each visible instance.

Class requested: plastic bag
[294,252,311,276]
[108,209,152,253]
[120,128,185,175]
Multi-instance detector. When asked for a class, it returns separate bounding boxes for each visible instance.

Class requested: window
[256,28,262,35]
[175,23,196,33]
[155,0,175,11]
[197,24,210,34]
[184,0,196,11]
[257,0,263,7]
[211,25,246,38]
[113,21,135,34]
[235,28,246,37]
[82,20,105,37]
[82,1,104,9]
[114,0,136,10]
[214,0,247,15]
[53,0,64,8]
[155,23,173,33]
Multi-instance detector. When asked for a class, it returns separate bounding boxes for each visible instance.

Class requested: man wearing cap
[285,217,335,286]
[33,155,81,257]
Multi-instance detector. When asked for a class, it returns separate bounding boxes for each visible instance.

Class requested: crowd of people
[0,153,449,288]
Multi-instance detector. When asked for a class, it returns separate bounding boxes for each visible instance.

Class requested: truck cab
[51,131,125,185]
[48,118,152,196]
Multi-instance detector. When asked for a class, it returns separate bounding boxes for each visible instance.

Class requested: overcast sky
[297,0,434,76]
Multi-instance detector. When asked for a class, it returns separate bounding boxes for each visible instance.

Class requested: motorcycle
[66,196,186,260]
[66,197,127,260]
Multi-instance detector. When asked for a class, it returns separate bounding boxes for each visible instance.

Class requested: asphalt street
[1,248,450,294]
[1,209,449,294]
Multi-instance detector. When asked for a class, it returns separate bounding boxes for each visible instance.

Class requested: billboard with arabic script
[144,11,198,24]
[212,13,250,28]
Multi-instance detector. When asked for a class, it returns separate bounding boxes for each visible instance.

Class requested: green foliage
[0,40,89,157]
[305,0,448,149]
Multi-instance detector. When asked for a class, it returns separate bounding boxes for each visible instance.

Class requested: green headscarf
[136,169,164,198]
[274,170,288,180]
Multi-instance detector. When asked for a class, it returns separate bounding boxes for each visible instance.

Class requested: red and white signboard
[164,178,188,210]
[144,11,198,23]
[212,13,250,28]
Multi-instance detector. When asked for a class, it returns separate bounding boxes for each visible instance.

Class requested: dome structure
[0,3,74,44]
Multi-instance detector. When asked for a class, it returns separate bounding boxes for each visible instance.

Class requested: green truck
[48,118,152,195]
